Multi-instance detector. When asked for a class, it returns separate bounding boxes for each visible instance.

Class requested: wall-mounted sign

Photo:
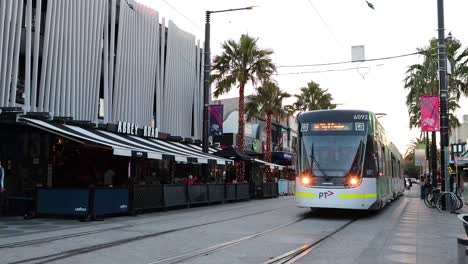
[116,121,158,139]
[117,121,138,135]
[143,126,158,138]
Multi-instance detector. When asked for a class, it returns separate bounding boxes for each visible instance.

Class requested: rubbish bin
[420,184,425,199]
[460,214,468,236]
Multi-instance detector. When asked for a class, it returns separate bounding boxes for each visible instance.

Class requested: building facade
[0,0,246,217]
[450,115,468,145]
[212,97,297,166]
[0,0,203,139]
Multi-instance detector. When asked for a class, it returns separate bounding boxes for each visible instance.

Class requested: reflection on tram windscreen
[310,123,353,131]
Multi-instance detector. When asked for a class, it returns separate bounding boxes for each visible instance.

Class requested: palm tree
[245,81,290,164]
[404,37,468,178]
[211,34,276,181]
[404,37,468,131]
[405,136,428,160]
[293,81,336,114]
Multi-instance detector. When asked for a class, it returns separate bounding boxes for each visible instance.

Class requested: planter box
[208,184,225,203]
[278,179,289,195]
[272,183,279,198]
[236,183,250,200]
[37,189,90,216]
[163,185,188,207]
[188,185,208,204]
[93,188,129,216]
[225,184,236,201]
[133,185,163,210]
[262,183,273,198]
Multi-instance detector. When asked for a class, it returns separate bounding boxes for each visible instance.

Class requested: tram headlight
[301,177,311,185]
[347,176,361,187]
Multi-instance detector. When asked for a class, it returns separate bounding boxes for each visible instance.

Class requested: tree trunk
[265,114,272,163]
[236,83,246,182]
[265,113,272,182]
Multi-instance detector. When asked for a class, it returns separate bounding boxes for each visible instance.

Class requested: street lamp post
[436,0,450,195]
[202,6,254,153]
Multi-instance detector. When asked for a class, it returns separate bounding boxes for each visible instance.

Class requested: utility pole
[201,6,254,153]
[202,11,211,153]
[436,0,449,195]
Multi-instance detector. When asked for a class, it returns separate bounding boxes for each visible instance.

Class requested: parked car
[409,178,419,184]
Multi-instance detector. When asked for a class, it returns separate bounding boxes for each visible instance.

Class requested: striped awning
[20,118,232,165]
[253,159,285,171]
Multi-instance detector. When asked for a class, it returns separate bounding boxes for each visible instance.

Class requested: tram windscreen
[300,135,365,177]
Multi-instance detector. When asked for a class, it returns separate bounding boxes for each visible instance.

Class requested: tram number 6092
[353,114,369,120]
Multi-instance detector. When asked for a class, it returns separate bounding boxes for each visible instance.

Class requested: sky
[137,0,468,154]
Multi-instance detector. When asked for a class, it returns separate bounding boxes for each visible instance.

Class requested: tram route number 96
[353,114,369,120]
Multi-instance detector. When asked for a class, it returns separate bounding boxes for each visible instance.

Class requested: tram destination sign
[310,123,353,131]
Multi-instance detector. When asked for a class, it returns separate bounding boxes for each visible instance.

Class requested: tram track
[146,216,309,264]
[5,206,290,264]
[144,213,357,264]
[262,218,357,264]
[0,201,290,249]
[0,199,288,240]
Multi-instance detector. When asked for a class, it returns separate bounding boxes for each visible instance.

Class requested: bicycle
[435,191,463,213]
[424,186,463,212]
[424,187,441,208]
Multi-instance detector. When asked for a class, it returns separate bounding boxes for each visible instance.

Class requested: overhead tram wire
[275,67,370,76]
[306,0,344,49]
[158,0,226,45]
[159,0,204,33]
[277,50,422,68]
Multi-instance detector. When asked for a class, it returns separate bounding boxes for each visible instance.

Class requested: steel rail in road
[5,206,288,264]
[0,200,286,246]
[262,218,357,264]
[146,216,310,264]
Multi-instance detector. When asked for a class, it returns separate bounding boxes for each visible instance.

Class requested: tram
[295,110,404,210]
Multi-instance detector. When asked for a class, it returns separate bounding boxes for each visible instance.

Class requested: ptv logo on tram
[318,191,334,199]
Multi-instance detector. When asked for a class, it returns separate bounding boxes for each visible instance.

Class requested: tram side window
[380,146,386,176]
[364,137,378,177]
[390,155,395,178]
[398,161,401,178]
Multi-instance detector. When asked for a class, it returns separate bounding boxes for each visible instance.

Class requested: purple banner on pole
[420,96,440,132]
[209,105,223,136]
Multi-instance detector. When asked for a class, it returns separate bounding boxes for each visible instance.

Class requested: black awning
[212,146,252,161]
[20,118,232,165]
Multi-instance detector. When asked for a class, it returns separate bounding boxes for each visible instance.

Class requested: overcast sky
[138,0,468,153]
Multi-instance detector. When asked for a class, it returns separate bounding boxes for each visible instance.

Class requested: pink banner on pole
[420,96,440,132]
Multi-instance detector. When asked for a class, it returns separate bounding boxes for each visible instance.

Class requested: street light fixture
[202,6,255,153]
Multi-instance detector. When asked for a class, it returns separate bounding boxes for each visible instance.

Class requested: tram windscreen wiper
[311,143,329,179]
